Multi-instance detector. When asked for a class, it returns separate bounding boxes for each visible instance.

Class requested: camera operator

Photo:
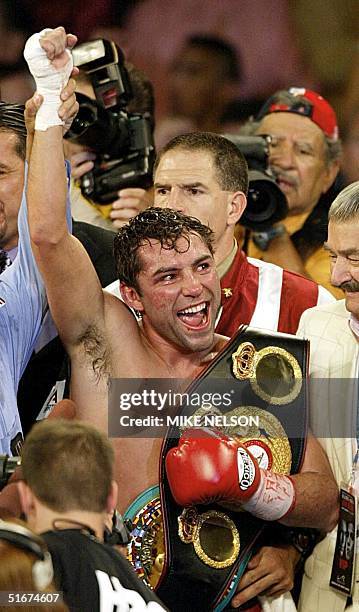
[64,42,155,231]
[242,88,343,298]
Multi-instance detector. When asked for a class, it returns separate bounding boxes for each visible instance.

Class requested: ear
[17,481,35,517]
[227,191,247,227]
[120,281,145,314]
[322,160,340,194]
[106,480,119,514]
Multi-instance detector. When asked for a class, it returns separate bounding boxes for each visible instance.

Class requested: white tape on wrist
[242,470,295,521]
[24,28,73,131]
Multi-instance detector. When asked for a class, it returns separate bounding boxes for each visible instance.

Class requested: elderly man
[297,181,359,611]
[245,88,342,296]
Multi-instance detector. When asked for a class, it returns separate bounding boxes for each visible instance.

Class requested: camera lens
[240,171,288,230]
[72,107,96,136]
[70,106,97,136]
[247,182,278,222]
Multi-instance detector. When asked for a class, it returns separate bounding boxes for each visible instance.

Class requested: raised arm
[25,28,108,351]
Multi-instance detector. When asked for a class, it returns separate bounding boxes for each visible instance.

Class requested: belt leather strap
[157,326,309,611]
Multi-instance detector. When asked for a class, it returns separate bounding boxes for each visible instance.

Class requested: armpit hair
[77,324,111,382]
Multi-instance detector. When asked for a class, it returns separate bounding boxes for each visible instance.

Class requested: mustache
[270,167,300,188]
[335,280,359,292]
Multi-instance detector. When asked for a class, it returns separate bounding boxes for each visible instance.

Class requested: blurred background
[1,0,357,179]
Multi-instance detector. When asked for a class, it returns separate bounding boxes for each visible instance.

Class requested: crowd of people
[0,19,358,612]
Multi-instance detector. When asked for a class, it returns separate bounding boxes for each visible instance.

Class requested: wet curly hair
[113,207,214,293]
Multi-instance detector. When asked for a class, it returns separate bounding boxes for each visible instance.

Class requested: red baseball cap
[256,87,339,140]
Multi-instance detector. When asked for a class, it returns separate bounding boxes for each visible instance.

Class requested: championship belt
[155,326,309,611]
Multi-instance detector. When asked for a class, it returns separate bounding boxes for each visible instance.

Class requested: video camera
[65,39,155,204]
[223,135,288,230]
[0,455,21,490]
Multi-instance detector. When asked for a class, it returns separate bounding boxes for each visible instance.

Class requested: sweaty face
[326,220,359,318]
[134,234,221,353]
[154,149,232,261]
[0,131,25,251]
[256,113,337,215]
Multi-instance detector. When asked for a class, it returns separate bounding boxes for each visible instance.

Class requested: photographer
[242,88,343,297]
[64,42,155,230]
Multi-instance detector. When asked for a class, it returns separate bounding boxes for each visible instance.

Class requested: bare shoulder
[201,334,229,364]
[70,292,140,378]
[104,289,143,346]
[103,291,142,336]
[215,333,230,353]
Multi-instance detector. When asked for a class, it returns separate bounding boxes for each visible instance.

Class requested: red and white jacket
[216,249,334,337]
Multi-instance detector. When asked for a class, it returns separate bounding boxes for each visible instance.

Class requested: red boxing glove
[165,428,261,507]
[166,428,296,521]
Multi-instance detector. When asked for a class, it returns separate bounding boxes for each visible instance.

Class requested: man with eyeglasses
[244,88,342,296]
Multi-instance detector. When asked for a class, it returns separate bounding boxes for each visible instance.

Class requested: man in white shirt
[297,181,359,611]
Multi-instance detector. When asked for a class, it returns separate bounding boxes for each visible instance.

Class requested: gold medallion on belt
[127,341,297,581]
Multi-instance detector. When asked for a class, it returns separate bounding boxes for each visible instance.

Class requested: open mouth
[177,301,210,330]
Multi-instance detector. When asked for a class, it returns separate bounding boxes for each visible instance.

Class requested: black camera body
[65,39,155,204]
[223,134,288,230]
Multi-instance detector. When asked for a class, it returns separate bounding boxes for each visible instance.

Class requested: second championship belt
[157,326,309,611]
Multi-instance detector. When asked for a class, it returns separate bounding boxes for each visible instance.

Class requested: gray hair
[240,117,342,166]
[328,181,359,223]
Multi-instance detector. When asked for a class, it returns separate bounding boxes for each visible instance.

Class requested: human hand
[69,150,97,180]
[109,188,152,228]
[24,26,78,131]
[39,27,77,70]
[231,544,299,608]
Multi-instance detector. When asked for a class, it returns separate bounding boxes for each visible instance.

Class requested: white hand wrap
[242,470,295,521]
[23,29,73,131]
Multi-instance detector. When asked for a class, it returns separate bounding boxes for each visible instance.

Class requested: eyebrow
[324,242,359,256]
[152,254,212,277]
[154,181,207,190]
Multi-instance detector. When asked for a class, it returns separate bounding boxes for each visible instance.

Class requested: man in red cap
[245,88,342,296]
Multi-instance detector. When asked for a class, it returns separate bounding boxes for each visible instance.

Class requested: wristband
[241,470,296,521]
